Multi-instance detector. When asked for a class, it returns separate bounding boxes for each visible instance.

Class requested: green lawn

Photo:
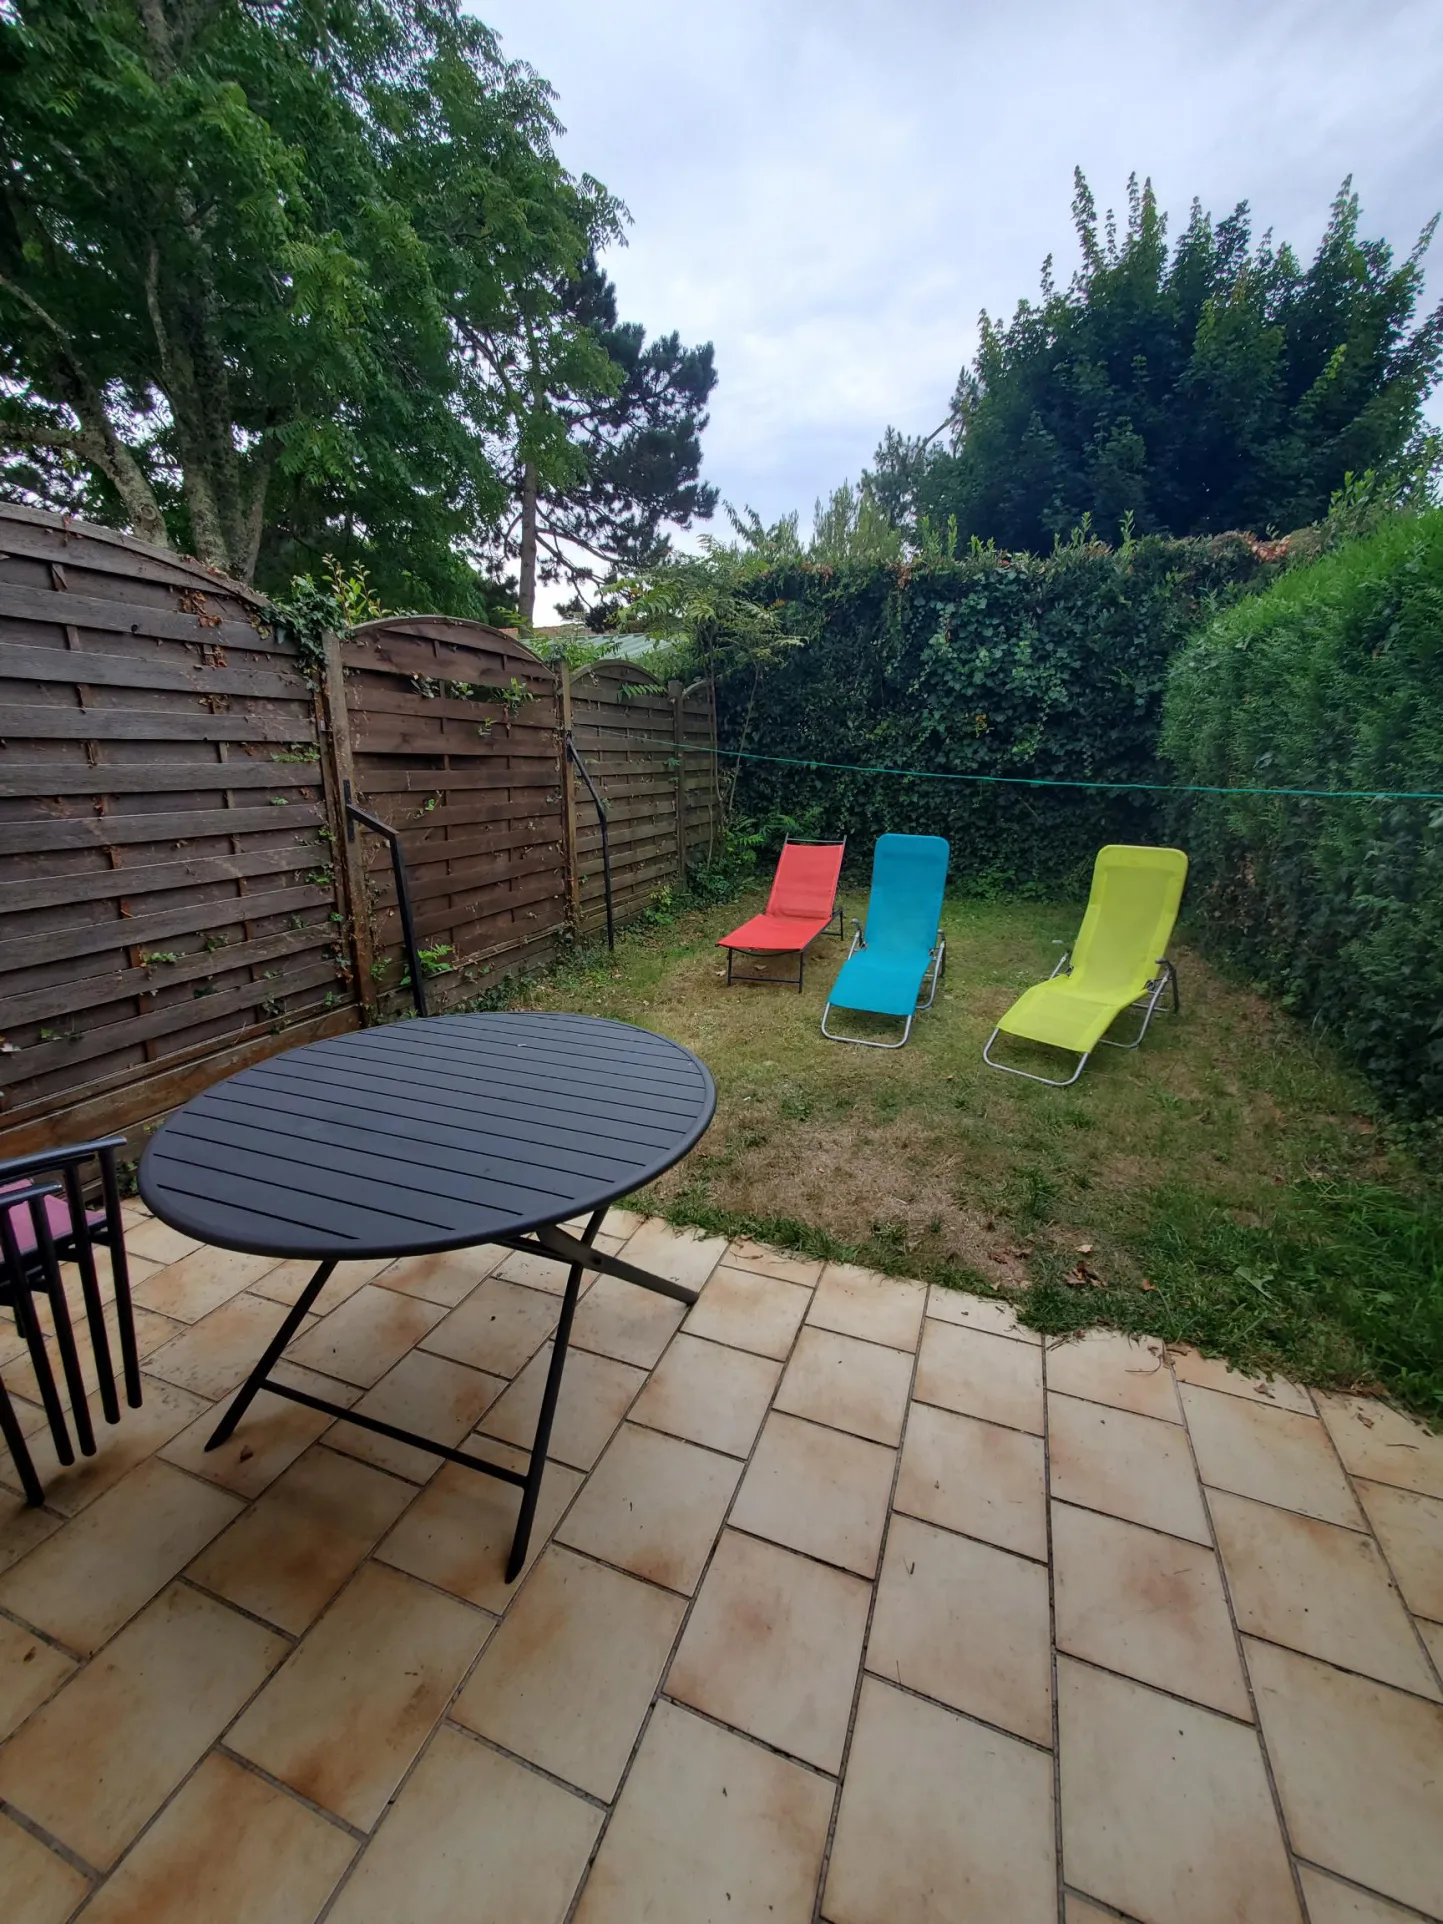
[499,887,1443,1421]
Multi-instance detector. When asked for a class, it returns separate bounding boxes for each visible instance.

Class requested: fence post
[318,632,377,1021]
[670,678,687,888]
[559,661,583,936]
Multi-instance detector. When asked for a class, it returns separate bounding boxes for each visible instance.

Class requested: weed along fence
[0,505,719,1152]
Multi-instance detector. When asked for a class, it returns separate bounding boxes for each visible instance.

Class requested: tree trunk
[518,460,538,628]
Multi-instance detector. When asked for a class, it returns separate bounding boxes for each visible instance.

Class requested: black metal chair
[0,1136,143,1504]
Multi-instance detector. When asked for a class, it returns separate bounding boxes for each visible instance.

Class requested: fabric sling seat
[821,833,950,1047]
[984,843,1188,1086]
[717,838,845,990]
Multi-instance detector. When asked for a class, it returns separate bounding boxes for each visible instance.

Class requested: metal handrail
[343,781,428,1018]
[565,736,616,952]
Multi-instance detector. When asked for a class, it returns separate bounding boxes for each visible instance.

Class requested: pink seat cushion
[0,1181,105,1258]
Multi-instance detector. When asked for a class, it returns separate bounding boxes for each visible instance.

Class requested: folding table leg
[205,1260,336,1452]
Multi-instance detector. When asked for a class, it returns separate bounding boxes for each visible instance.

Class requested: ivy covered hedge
[1163,511,1443,1120]
[719,534,1274,894]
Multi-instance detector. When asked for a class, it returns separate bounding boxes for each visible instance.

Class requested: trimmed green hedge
[719,535,1272,894]
[1163,511,1443,1120]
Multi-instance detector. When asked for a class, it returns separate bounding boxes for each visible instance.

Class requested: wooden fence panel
[0,505,360,1158]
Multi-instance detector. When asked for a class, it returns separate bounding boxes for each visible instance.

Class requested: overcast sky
[474,0,1443,602]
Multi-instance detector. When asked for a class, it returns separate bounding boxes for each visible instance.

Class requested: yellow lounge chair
[983,844,1188,1086]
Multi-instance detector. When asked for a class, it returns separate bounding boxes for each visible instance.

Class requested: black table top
[138,1012,715,1260]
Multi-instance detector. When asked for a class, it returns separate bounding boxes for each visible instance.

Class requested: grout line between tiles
[1292,1855,1443,1924]
[212,1743,371,1839]
[1042,1319,1066,1924]
[0,1793,101,1885]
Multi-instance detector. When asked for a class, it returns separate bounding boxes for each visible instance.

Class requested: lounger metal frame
[820,924,947,1049]
[982,955,1180,1086]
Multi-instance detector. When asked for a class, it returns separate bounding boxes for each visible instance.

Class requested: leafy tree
[872,173,1443,551]
[0,0,620,611]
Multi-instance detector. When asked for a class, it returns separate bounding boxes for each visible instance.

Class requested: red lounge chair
[718,838,846,990]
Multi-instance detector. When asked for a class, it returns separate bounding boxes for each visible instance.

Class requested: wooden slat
[0,760,322,797]
[0,880,332,972]
[3,705,313,744]
[0,641,302,698]
[0,801,326,854]
[0,841,322,912]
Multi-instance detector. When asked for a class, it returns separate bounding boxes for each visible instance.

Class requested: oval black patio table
[139,1011,715,1579]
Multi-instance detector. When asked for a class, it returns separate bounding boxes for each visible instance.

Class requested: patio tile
[0,1612,75,1742]
[682,1263,811,1359]
[1169,1344,1315,1415]
[187,1445,414,1635]
[572,1697,832,1924]
[0,1812,90,1924]
[914,1320,1043,1433]
[824,1676,1056,1924]
[326,1723,599,1924]
[774,1324,913,1445]
[570,1273,688,1369]
[1317,1392,1443,1500]
[132,1244,281,1322]
[122,1217,202,1266]
[477,1341,643,1471]
[227,1559,488,1830]
[1246,1635,1443,1916]
[0,1493,60,1577]
[1048,1392,1212,1545]
[1045,1328,1180,1422]
[601,1205,646,1239]
[867,1512,1052,1744]
[325,1349,505,1482]
[249,1255,389,1314]
[722,1235,823,1287]
[1052,1500,1250,1718]
[377,1443,583,1612]
[629,1330,780,1457]
[491,1244,597,1295]
[925,1283,1039,1343]
[79,1751,355,1924]
[2,1299,182,1409]
[0,1458,241,1653]
[895,1400,1047,1560]
[418,1275,560,1376]
[454,1543,684,1798]
[3,1375,208,1517]
[1181,1383,1366,1528]
[1297,1865,1425,1923]
[145,1291,315,1400]
[1063,1901,1115,1924]
[558,1422,741,1593]
[287,1285,447,1389]
[1356,1477,1443,1622]
[160,1362,358,1498]
[615,1217,728,1289]
[730,1410,894,1578]
[807,1259,926,1351]
[667,1527,870,1771]
[1421,1618,1443,1669]
[0,1582,284,1870]
[1057,1655,1301,1924]
[1211,1486,1439,1699]
[374,1244,501,1307]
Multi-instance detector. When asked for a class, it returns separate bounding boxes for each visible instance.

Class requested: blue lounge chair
[821,833,950,1047]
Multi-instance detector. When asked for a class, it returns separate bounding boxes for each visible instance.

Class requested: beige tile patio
[1046,1328,1180,1422]
[324,1348,505,1482]
[132,1244,280,1321]
[616,1217,728,1289]
[377,1442,583,1612]
[573,1697,832,1924]
[248,1255,389,1314]
[1211,1486,1438,1698]
[569,1273,688,1369]
[491,1244,596,1295]
[867,1512,1052,1744]
[722,1236,823,1287]
[1317,1392,1443,1499]
[0,1493,60,1577]
[602,1205,646,1238]
[287,1285,447,1388]
[160,1361,359,1498]
[730,1410,895,1578]
[0,1583,284,1870]
[1182,1382,1366,1528]
[1057,1655,1301,1924]
[2,1299,182,1409]
[0,1812,90,1924]
[1297,1864,1431,1923]
[925,1282,1039,1343]
[122,1217,202,1266]
[895,1400,1048,1560]
[1049,1392,1212,1544]
[667,1527,870,1771]
[477,1340,643,1471]
[914,1320,1043,1433]
[0,1457,241,1654]
[145,1291,314,1401]
[774,1324,913,1445]
[1420,1618,1443,1670]
[3,1375,209,1517]
[558,1422,740,1593]
[227,1560,488,1830]
[326,1723,599,1924]
[807,1259,926,1351]
[374,1244,500,1307]
[187,1445,414,1635]
[1062,1900,1116,1924]
[682,1262,812,1359]
[1356,1477,1443,1622]
[1169,1344,1315,1415]
[1052,1500,1250,1718]
[454,1543,684,1798]
[78,1751,355,1924]
[1246,1636,1443,1916]
[0,1613,74,1743]
[629,1330,780,1456]
[418,1275,560,1376]
[824,1676,1057,1924]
